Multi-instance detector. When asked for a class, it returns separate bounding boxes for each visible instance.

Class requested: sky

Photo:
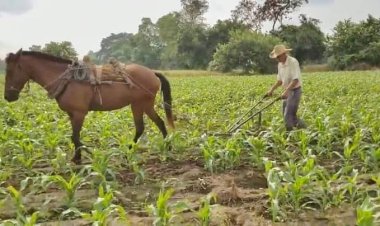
[1,0,380,59]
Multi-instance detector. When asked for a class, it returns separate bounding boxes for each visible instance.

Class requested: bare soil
[0,158,357,226]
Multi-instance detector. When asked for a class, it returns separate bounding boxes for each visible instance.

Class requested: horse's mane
[22,51,73,64]
[6,51,73,64]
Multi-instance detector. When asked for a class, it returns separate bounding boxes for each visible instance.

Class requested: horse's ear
[16,48,22,56]
[13,48,23,60]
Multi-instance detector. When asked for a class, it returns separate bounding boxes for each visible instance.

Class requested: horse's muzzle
[4,91,19,102]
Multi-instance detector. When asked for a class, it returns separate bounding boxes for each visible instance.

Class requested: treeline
[1,0,380,74]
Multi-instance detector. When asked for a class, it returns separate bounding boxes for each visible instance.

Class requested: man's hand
[265,90,273,98]
[281,90,289,99]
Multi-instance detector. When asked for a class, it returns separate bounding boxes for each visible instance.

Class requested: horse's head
[4,49,29,102]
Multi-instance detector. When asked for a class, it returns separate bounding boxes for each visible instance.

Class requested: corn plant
[294,130,314,157]
[334,129,362,173]
[44,173,84,207]
[339,114,353,138]
[196,193,217,226]
[343,169,362,205]
[147,188,175,226]
[83,149,117,190]
[82,185,130,226]
[119,143,145,184]
[356,195,380,226]
[284,170,312,212]
[264,158,286,221]
[215,137,242,171]
[150,135,173,162]
[201,136,218,173]
[246,136,268,169]
[4,186,39,226]
[50,147,70,173]
[310,167,340,211]
[146,187,189,226]
[268,130,288,154]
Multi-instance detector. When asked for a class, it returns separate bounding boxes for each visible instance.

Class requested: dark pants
[282,87,306,131]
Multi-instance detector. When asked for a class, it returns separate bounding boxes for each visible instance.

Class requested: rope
[43,66,73,91]
[126,75,173,109]
[94,86,103,105]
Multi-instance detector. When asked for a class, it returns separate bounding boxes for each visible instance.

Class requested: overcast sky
[1,0,379,59]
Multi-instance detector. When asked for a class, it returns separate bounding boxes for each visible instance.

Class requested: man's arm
[267,80,282,97]
[281,79,299,98]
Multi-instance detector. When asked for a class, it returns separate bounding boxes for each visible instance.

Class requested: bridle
[6,62,31,94]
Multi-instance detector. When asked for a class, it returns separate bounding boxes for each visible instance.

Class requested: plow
[213,95,282,136]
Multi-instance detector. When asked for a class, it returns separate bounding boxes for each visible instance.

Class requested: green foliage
[147,187,189,226]
[196,193,216,226]
[177,25,209,69]
[260,0,309,31]
[0,58,5,73]
[82,185,130,226]
[205,19,250,66]
[356,195,380,226]
[327,15,380,70]
[272,14,326,65]
[94,32,134,64]
[231,0,309,31]
[44,173,84,207]
[5,186,39,226]
[32,41,78,60]
[209,30,281,74]
[180,0,209,25]
[157,12,182,69]
[1,71,380,224]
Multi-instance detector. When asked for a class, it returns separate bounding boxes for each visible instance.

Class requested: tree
[272,14,326,65]
[231,0,262,31]
[209,30,281,74]
[231,0,309,31]
[131,17,163,68]
[177,25,209,69]
[42,41,78,60]
[156,12,182,69]
[326,15,380,69]
[260,0,309,31]
[96,32,134,63]
[29,45,42,52]
[205,19,250,65]
[180,0,209,25]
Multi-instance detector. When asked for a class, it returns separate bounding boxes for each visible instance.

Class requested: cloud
[0,0,34,15]
[309,0,334,5]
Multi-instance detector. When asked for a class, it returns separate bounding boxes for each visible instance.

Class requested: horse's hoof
[167,143,173,151]
[71,158,81,165]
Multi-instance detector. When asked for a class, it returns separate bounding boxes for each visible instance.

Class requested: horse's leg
[145,105,168,138]
[69,111,87,164]
[131,103,145,143]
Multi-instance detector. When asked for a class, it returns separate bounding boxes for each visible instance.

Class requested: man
[266,44,306,131]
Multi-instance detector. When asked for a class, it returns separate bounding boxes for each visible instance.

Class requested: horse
[4,49,175,164]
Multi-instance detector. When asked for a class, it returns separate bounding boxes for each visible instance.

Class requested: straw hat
[269,44,292,58]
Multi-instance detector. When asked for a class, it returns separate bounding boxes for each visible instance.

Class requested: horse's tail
[155,72,175,129]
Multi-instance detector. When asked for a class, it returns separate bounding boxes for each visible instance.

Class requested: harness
[47,59,133,105]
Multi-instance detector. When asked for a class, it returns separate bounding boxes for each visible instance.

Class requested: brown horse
[4,49,174,164]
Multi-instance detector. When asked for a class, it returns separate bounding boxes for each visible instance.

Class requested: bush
[209,30,282,74]
[327,15,380,70]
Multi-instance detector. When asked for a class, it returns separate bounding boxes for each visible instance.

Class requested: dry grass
[159,70,225,77]
[302,64,331,73]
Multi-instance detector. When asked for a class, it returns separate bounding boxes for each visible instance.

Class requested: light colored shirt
[277,55,302,89]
